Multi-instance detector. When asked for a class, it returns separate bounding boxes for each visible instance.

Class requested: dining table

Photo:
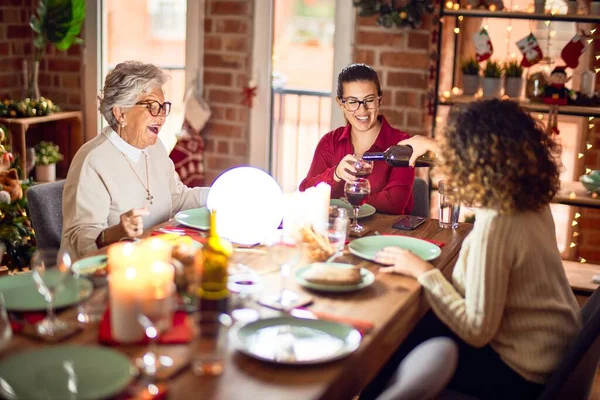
[1,214,472,400]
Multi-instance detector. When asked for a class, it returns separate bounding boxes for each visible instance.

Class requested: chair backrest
[27,180,65,250]
[539,288,600,400]
[410,177,429,218]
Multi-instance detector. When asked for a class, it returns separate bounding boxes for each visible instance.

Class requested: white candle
[139,237,173,266]
[109,267,144,343]
[139,261,175,332]
[107,242,138,273]
[314,182,331,233]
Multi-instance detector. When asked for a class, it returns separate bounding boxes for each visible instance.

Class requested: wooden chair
[409,177,429,218]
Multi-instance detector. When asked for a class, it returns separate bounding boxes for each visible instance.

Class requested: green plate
[330,199,376,219]
[295,263,375,292]
[72,255,108,276]
[348,235,441,263]
[174,206,210,230]
[0,345,136,400]
[231,317,361,365]
[0,271,93,312]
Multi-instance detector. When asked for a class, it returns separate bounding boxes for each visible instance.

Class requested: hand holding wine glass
[344,178,371,235]
[353,153,374,177]
[334,154,358,183]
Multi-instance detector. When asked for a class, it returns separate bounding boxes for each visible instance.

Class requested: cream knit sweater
[418,206,582,384]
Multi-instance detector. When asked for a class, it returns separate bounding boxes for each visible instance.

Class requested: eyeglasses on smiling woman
[135,100,172,117]
[339,96,381,112]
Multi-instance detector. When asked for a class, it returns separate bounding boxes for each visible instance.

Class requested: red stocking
[561,34,586,69]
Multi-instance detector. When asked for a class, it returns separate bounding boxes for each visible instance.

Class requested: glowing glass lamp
[206,166,284,245]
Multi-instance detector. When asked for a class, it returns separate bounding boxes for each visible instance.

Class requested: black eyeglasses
[340,96,381,112]
[135,100,171,117]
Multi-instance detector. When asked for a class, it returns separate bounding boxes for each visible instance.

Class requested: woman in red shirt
[299,64,415,214]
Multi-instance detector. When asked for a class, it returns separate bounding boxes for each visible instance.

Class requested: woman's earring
[120,119,127,127]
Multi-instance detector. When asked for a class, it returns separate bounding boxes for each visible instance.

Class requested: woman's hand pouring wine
[397,136,439,167]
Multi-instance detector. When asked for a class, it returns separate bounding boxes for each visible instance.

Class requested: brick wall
[577,26,600,264]
[0,0,84,110]
[201,0,254,184]
[353,14,433,137]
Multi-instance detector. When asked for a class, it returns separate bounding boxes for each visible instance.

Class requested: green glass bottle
[197,209,232,313]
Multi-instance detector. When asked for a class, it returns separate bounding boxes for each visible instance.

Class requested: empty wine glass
[353,154,374,177]
[31,249,79,340]
[0,294,12,352]
[25,148,36,180]
[344,178,371,235]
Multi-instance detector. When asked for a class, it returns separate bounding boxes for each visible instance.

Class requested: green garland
[353,0,435,29]
[0,97,60,118]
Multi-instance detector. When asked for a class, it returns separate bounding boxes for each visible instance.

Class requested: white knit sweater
[418,206,582,384]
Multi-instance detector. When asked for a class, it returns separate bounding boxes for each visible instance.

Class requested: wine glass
[0,294,12,352]
[25,147,36,180]
[31,249,79,340]
[353,154,374,177]
[344,178,371,235]
[261,230,303,311]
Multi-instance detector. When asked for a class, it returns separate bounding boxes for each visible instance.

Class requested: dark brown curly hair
[439,99,561,213]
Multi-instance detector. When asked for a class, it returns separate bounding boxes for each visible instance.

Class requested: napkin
[291,307,374,335]
[382,233,445,248]
[9,312,45,333]
[99,309,192,345]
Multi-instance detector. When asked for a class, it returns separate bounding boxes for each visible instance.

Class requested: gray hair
[99,61,169,127]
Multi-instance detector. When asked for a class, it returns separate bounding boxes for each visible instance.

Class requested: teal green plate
[295,263,375,292]
[349,236,441,263]
[174,207,210,230]
[0,271,93,312]
[580,175,600,193]
[72,255,108,276]
[0,345,136,400]
[231,317,361,365]
[330,199,376,219]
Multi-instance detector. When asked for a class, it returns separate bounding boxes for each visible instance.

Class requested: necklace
[103,131,154,204]
[121,152,154,204]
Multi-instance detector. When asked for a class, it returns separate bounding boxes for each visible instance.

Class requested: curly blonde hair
[439,99,561,213]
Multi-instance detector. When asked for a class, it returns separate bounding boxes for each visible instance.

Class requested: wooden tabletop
[2,215,472,400]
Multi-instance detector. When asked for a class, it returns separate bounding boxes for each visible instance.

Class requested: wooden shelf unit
[441,8,600,23]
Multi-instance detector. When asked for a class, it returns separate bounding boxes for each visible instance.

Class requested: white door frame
[248,0,355,172]
[185,0,204,92]
[83,0,101,140]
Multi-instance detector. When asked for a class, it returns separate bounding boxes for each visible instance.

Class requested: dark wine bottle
[362,145,435,167]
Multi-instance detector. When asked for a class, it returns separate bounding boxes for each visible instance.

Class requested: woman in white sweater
[364,99,582,399]
[61,61,210,259]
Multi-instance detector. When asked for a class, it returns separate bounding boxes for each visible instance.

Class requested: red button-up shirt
[299,116,414,215]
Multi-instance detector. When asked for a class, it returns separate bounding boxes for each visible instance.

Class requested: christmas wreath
[353,0,435,29]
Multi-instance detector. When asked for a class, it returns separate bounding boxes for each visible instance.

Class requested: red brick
[44,91,66,104]
[48,59,81,73]
[225,108,237,120]
[216,140,230,154]
[204,70,233,87]
[205,19,213,33]
[356,31,404,48]
[0,26,5,40]
[357,15,379,27]
[206,155,236,170]
[408,32,430,50]
[38,73,51,86]
[407,111,424,128]
[53,75,60,86]
[7,25,29,39]
[0,9,19,23]
[204,138,214,152]
[584,151,599,168]
[62,75,81,89]
[67,44,82,56]
[379,107,404,128]
[205,122,244,138]
[387,71,427,89]
[215,19,249,34]
[380,51,429,69]
[210,1,249,15]
[232,142,247,157]
[238,108,248,122]
[223,37,249,52]
[205,35,221,50]
[209,88,241,104]
[204,53,245,69]
[68,92,81,105]
[354,49,375,66]
[0,58,21,70]
[395,91,423,108]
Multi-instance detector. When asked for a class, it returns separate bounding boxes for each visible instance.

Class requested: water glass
[228,273,263,324]
[0,294,12,352]
[262,230,303,310]
[326,210,349,254]
[438,180,460,229]
[191,312,232,376]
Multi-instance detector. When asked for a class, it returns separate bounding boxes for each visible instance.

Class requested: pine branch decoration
[353,0,435,29]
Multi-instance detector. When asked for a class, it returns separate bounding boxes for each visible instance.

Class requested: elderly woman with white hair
[61,61,210,259]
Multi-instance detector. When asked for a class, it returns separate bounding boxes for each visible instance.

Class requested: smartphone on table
[392,215,426,231]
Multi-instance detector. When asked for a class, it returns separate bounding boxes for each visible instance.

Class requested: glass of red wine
[353,154,374,177]
[344,178,371,235]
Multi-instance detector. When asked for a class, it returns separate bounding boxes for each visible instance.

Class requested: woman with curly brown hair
[362,99,582,400]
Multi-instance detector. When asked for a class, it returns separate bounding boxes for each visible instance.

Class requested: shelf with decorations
[430,1,600,286]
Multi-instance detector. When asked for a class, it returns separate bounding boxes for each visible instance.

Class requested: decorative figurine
[544,66,571,135]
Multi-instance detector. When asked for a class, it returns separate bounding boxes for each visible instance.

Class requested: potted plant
[34,141,63,182]
[482,60,503,98]
[26,0,85,99]
[460,58,480,96]
[503,60,524,98]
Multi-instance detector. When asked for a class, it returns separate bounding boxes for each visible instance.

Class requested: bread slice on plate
[303,263,362,286]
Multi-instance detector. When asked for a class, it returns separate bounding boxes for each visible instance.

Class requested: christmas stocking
[561,34,586,69]
[473,29,493,62]
[516,33,543,67]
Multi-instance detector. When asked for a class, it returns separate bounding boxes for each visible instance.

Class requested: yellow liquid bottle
[197,209,233,313]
